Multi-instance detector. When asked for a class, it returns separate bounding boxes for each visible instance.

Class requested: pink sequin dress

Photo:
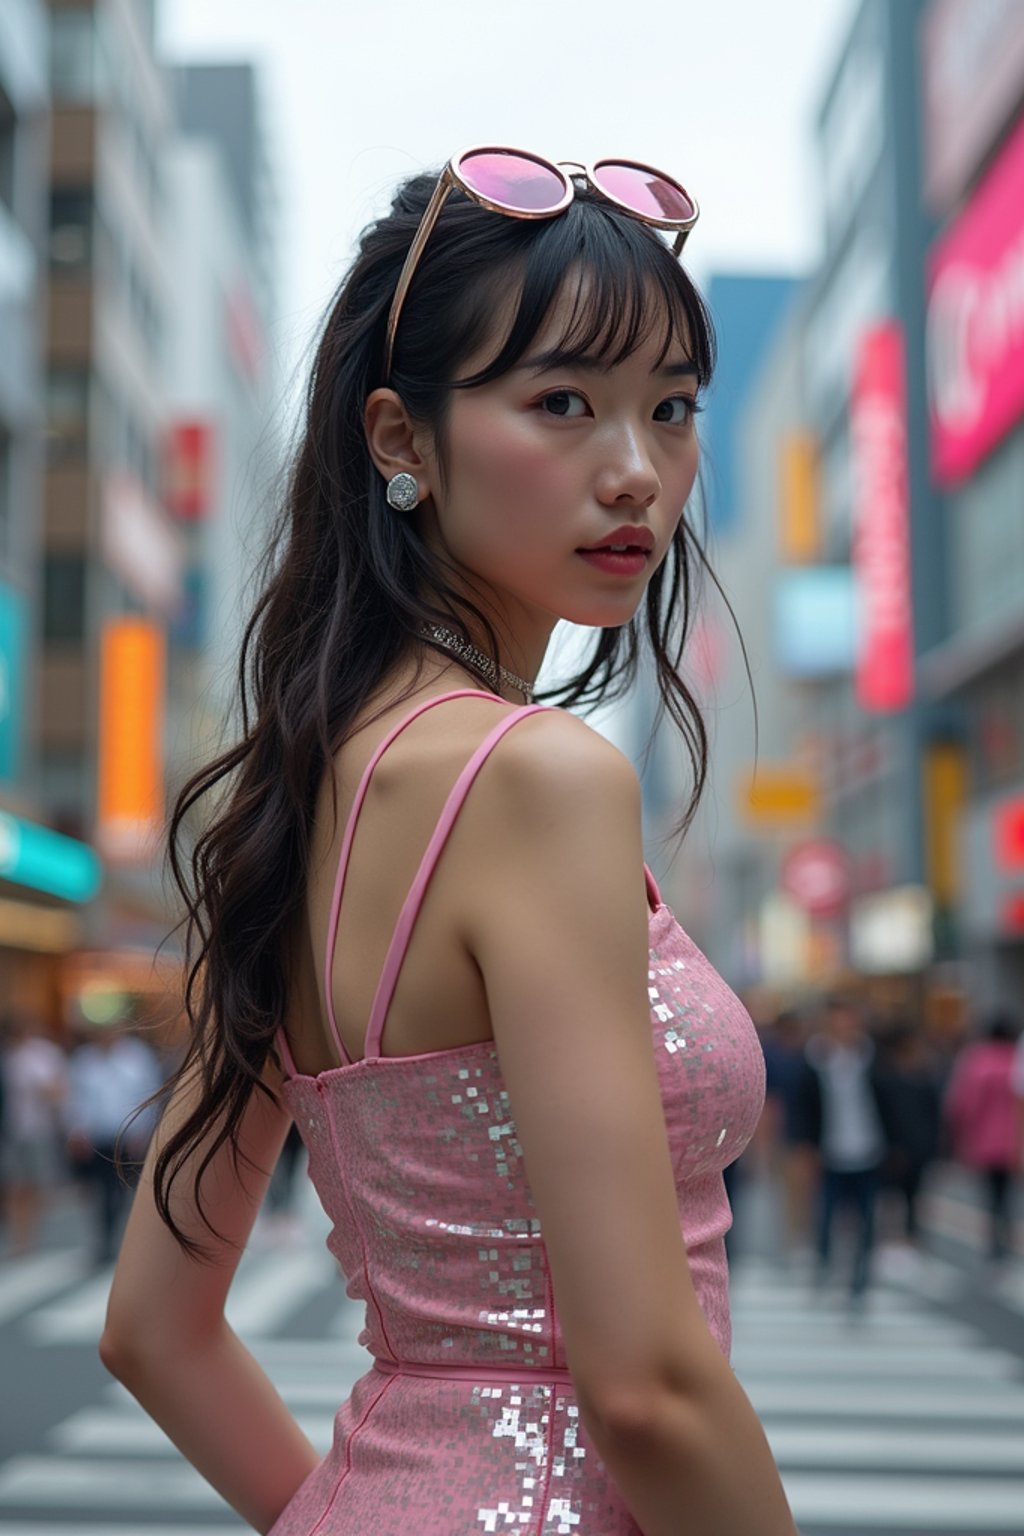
[268,691,765,1535]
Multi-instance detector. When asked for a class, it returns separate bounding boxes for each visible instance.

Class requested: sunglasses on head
[384,145,700,378]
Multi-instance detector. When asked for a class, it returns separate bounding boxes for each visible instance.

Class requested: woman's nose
[595,430,660,507]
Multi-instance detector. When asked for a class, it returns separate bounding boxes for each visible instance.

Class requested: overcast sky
[158,0,859,392]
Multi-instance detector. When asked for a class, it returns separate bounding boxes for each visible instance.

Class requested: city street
[2,0,1023,1532]
[0,1164,1022,1535]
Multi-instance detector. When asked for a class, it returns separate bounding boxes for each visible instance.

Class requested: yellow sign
[923,743,967,905]
[779,432,820,563]
[738,767,820,825]
[0,896,81,952]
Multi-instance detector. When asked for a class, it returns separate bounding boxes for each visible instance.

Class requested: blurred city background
[0,0,1023,1532]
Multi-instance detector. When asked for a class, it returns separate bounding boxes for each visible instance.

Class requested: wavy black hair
[151,168,746,1253]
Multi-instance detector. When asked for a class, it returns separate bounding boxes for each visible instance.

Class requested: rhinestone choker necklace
[424,624,535,703]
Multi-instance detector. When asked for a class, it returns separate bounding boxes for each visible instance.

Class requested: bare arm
[100,1041,321,1533]
[463,712,797,1536]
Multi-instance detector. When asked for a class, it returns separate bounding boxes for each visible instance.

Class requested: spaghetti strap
[320,689,518,1067]
[276,1025,300,1079]
[273,689,509,1076]
[364,704,548,1060]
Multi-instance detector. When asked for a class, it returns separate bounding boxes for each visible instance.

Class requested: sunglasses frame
[383,145,700,378]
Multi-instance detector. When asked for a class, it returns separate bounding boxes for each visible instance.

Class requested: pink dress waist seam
[372,1357,574,1387]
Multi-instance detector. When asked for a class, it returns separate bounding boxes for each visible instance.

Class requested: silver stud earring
[386,472,419,511]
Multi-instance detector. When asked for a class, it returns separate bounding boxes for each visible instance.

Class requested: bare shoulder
[457,706,647,961]
[475,706,641,826]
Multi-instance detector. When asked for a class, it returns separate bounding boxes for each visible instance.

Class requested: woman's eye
[654,396,699,425]
[540,390,588,418]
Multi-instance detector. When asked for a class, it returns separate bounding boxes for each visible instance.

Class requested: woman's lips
[576,548,650,576]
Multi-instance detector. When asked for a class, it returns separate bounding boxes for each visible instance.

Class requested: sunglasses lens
[457,149,569,213]
[592,161,696,224]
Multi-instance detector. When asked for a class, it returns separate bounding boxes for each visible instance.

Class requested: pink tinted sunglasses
[383,145,699,377]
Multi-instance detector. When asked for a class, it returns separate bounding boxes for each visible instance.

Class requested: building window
[50,9,106,103]
[43,553,87,645]
[972,662,1024,794]
[0,84,14,217]
[820,44,884,252]
[170,562,206,651]
[953,426,1024,638]
[0,427,10,562]
[49,189,95,272]
[45,369,91,462]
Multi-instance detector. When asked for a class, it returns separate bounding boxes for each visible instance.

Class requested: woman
[944,1012,1022,1262]
[101,149,797,1536]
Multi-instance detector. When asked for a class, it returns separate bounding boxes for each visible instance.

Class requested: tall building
[163,61,278,777]
[25,8,283,1032]
[664,0,1024,1030]
[40,0,181,1026]
[701,0,971,1013]
[170,63,276,335]
[918,0,1024,1008]
[0,1,104,1018]
[786,0,950,1007]
[0,0,47,794]
[667,0,984,1023]
[661,274,807,985]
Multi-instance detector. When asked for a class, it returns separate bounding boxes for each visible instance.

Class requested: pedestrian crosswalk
[1,1237,1023,1532]
[729,1258,1024,1531]
[20,1243,340,1346]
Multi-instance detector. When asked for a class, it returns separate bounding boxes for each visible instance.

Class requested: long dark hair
[153,169,739,1254]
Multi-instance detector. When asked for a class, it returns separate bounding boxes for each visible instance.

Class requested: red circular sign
[781,840,850,916]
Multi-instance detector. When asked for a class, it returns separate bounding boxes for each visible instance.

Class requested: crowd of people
[0,1010,163,1265]
[731,992,1024,1298]
[3,991,1022,1284]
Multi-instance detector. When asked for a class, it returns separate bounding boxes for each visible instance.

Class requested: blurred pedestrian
[0,1011,67,1257]
[944,1012,1021,1263]
[64,1020,163,1266]
[798,993,891,1302]
[873,1020,942,1248]
[761,1009,816,1262]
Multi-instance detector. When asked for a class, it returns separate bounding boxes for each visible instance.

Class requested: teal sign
[0,581,26,784]
[0,812,102,902]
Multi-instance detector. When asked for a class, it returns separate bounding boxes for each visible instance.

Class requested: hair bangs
[453,190,715,391]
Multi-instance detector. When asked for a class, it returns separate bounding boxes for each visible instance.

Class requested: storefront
[0,810,101,1028]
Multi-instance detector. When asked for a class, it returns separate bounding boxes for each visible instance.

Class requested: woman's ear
[364,389,435,498]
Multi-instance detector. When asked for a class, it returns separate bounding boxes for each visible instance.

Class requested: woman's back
[286,685,526,1075]
[268,686,766,1534]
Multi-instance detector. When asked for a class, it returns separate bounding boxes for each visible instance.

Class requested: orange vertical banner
[96,618,166,863]
[778,432,820,563]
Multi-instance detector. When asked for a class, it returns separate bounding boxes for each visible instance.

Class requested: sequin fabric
[267,902,765,1534]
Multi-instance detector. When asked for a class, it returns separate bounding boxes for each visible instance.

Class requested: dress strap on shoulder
[322,689,511,1067]
[644,864,662,911]
[363,703,548,1061]
[276,1025,300,1079]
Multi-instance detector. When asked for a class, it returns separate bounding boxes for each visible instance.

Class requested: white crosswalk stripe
[730,1258,1024,1530]
[2,1242,1023,1532]
[0,1251,88,1326]
[0,1321,349,1530]
[24,1244,341,1346]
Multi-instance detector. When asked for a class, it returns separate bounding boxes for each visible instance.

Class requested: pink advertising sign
[927,113,1024,486]
[851,323,914,714]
